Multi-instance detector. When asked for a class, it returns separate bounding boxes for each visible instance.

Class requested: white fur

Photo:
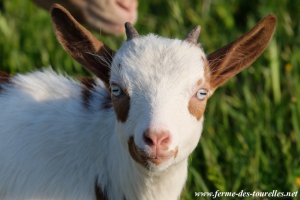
[0,35,208,200]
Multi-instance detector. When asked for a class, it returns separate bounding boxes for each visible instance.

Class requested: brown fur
[207,15,276,89]
[0,71,10,92]
[111,92,130,122]
[51,4,114,88]
[128,136,148,167]
[80,77,112,109]
[188,97,207,121]
[80,77,96,108]
[95,181,108,200]
[188,79,209,120]
[0,71,10,83]
[95,179,127,200]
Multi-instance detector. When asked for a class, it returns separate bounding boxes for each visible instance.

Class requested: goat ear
[50,4,114,87]
[207,15,276,89]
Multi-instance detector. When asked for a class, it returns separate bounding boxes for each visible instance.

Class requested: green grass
[1,0,300,199]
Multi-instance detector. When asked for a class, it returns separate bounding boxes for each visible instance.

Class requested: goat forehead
[111,34,206,90]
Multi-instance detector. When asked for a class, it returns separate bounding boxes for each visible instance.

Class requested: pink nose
[143,128,171,150]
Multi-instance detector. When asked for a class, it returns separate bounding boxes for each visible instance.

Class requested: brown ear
[207,15,277,89]
[50,4,114,87]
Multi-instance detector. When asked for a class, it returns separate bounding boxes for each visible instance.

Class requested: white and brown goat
[0,4,276,200]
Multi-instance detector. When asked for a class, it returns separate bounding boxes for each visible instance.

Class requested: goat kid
[0,4,276,200]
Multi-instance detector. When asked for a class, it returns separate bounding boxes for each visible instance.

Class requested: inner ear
[51,4,114,87]
[207,15,277,89]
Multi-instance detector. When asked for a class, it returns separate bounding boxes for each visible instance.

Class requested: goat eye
[196,88,208,100]
[111,85,123,97]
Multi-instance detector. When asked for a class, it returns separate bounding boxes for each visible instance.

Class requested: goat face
[111,35,208,171]
[51,4,276,172]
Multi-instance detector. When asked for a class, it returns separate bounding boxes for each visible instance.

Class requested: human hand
[34,0,138,35]
[84,0,138,35]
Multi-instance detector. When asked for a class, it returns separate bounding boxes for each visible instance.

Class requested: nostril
[143,133,155,146]
[143,129,171,148]
[160,134,170,145]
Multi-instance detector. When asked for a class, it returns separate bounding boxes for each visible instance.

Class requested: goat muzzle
[128,137,178,167]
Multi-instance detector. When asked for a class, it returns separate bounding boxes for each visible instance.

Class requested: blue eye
[196,88,208,100]
[111,85,123,97]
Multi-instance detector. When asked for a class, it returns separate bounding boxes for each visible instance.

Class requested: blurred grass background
[0,0,300,199]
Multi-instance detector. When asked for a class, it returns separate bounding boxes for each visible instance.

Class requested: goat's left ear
[207,15,277,90]
[51,4,114,87]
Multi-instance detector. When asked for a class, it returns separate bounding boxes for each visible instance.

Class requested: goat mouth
[146,153,175,165]
[128,137,178,168]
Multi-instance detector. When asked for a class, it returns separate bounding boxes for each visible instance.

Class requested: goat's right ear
[50,4,114,87]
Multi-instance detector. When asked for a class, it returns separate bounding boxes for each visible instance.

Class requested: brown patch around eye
[111,89,130,122]
[188,96,207,120]
[188,78,209,120]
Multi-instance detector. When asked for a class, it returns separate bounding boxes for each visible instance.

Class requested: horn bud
[185,26,201,44]
[125,22,139,41]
